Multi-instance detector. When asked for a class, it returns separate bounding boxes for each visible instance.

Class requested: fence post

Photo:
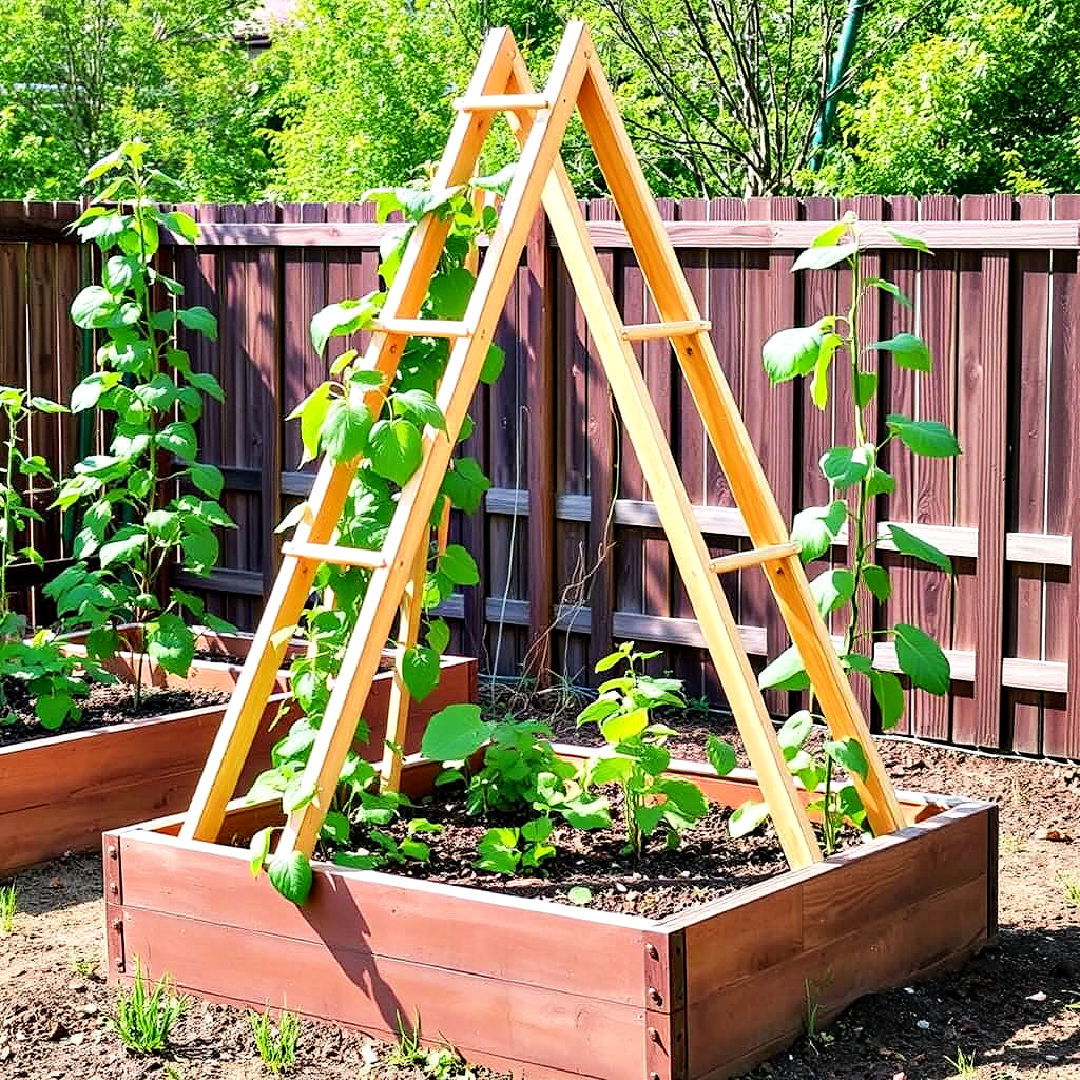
[523,210,556,683]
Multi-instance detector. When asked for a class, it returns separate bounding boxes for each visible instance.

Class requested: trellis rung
[282,541,387,569]
[621,320,711,342]
[375,319,472,338]
[709,542,800,574]
[453,93,551,112]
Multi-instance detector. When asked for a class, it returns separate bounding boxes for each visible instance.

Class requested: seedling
[72,956,100,978]
[1060,874,1080,906]
[110,959,188,1053]
[249,1005,300,1075]
[388,1013,474,1078]
[0,883,17,933]
[576,642,734,855]
[945,1047,977,1076]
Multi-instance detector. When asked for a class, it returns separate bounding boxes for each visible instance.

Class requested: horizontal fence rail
[1,194,1078,761]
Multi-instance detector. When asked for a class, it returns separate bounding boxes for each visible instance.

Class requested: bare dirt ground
[1,725,1078,1080]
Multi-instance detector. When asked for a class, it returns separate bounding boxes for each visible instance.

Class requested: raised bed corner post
[179,19,905,870]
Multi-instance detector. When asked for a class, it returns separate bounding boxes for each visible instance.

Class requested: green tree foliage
[0,0,272,200]
[827,0,1080,195]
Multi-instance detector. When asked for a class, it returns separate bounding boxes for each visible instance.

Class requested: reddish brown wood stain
[106,756,996,1080]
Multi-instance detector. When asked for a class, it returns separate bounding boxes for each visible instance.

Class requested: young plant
[254,176,509,902]
[110,959,188,1053]
[46,139,235,705]
[475,817,557,875]
[249,1006,300,1076]
[0,883,16,933]
[0,386,91,731]
[747,214,959,845]
[576,642,732,856]
[389,1014,475,1079]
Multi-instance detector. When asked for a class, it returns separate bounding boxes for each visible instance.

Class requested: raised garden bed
[104,745,997,1080]
[1,632,476,874]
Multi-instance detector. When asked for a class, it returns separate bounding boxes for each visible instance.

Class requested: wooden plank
[523,210,556,680]
[1047,194,1080,758]
[952,195,1010,748]
[1008,195,1052,753]
[164,217,1080,251]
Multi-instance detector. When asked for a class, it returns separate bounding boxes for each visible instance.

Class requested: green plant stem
[0,407,15,619]
[844,250,869,661]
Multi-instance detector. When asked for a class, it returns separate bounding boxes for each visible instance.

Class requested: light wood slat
[570,47,905,838]
[709,543,800,574]
[180,25,525,846]
[374,319,471,338]
[453,93,551,111]
[620,319,710,341]
[280,541,386,568]
[273,22,593,861]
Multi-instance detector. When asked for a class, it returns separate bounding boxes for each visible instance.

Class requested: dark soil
[2,691,1078,1078]
[373,792,793,918]
[193,649,249,666]
[0,684,230,748]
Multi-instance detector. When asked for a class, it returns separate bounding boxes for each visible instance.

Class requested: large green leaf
[147,611,195,676]
[885,414,961,458]
[706,735,737,777]
[441,457,489,513]
[601,708,648,743]
[792,243,856,271]
[893,622,951,695]
[758,645,810,691]
[310,298,378,354]
[862,564,892,601]
[809,569,855,616]
[790,500,846,561]
[886,524,951,572]
[762,323,822,383]
[402,644,440,701]
[368,418,422,484]
[392,388,445,430]
[869,668,905,730]
[824,737,869,781]
[322,394,372,463]
[176,306,218,341]
[439,543,479,586]
[480,344,505,385]
[820,444,873,489]
[421,703,493,761]
[869,332,930,371]
[777,710,813,753]
[729,800,771,838]
[267,851,314,905]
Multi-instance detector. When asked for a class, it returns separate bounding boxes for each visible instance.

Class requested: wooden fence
[2,195,1079,761]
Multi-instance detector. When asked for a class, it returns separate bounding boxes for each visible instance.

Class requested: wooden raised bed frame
[105,747,997,1080]
[0,633,475,874]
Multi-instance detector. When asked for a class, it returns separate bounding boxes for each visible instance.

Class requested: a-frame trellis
[180,21,906,870]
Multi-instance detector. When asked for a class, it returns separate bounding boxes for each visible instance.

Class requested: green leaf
[320,810,351,846]
[157,421,198,462]
[30,396,67,414]
[322,394,372,463]
[601,708,648,743]
[427,618,451,655]
[706,735,737,777]
[820,444,873,489]
[36,693,76,730]
[71,286,118,329]
[440,457,489,513]
[869,669,905,730]
[402,645,440,701]
[810,332,841,409]
[566,886,593,906]
[809,569,855,616]
[427,266,474,319]
[863,564,891,601]
[186,370,225,403]
[870,332,930,372]
[758,645,809,691]
[865,277,912,309]
[790,500,847,561]
[762,323,822,383]
[887,229,932,254]
[99,529,147,568]
[439,543,479,586]
[392,388,445,430]
[729,800,771,839]
[777,710,814,753]
[886,524,951,572]
[885,414,961,458]
[480,343,505,385]
[368,418,422,484]
[147,611,195,677]
[474,164,516,195]
[421,703,493,761]
[189,463,225,499]
[249,827,274,877]
[893,623,951,695]
[159,210,199,242]
[310,298,378,354]
[792,243,856,271]
[824,737,869,781]
[176,306,218,341]
[854,370,878,408]
[865,465,895,498]
[267,851,314,905]
[287,382,334,464]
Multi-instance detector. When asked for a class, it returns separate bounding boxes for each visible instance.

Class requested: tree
[826,0,1080,195]
[0,0,272,200]
[577,0,938,198]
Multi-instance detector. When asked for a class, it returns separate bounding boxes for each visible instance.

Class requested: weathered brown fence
[2,195,1079,760]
